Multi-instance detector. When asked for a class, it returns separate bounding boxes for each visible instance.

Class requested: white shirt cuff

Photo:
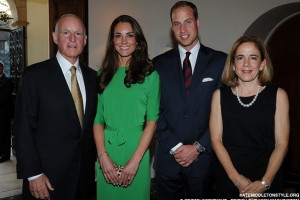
[169,142,183,155]
[28,174,43,181]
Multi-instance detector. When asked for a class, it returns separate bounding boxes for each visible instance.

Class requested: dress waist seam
[105,125,143,132]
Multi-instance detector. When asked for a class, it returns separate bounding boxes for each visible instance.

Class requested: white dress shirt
[178,41,200,74]
[169,42,201,154]
[56,52,86,112]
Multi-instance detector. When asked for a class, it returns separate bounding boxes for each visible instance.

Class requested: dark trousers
[22,179,80,200]
[0,118,11,157]
[21,176,95,200]
[156,168,209,200]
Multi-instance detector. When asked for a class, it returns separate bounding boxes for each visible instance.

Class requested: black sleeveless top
[215,85,283,197]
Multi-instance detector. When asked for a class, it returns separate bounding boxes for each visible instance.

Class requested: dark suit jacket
[153,44,227,178]
[14,57,98,200]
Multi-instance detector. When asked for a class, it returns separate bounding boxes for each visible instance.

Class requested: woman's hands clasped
[118,157,139,187]
[235,175,268,195]
[234,175,252,193]
[99,153,139,187]
[242,180,268,194]
[99,153,119,185]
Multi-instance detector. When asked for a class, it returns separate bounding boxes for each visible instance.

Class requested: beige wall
[27,0,49,66]
[23,0,300,68]
[88,0,300,70]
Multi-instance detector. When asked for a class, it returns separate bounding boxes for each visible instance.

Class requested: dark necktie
[70,66,84,127]
[183,52,192,96]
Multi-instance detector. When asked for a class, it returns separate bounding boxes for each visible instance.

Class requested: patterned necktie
[70,66,84,127]
[183,52,192,96]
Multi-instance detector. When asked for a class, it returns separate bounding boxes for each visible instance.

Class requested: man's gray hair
[54,14,86,35]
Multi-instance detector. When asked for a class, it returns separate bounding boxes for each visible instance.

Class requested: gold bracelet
[98,151,108,159]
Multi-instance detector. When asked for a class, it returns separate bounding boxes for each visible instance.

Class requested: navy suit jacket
[153,44,227,178]
[14,57,98,199]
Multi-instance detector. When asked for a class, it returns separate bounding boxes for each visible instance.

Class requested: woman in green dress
[93,15,160,200]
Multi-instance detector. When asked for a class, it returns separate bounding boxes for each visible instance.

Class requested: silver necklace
[236,86,263,107]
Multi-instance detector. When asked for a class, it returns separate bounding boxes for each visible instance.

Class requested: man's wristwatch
[194,141,206,153]
[260,180,270,190]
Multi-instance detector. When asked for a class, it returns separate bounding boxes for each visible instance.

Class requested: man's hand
[29,174,54,199]
[174,144,199,167]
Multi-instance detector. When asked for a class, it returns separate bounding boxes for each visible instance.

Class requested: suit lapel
[170,48,186,99]
[188,45,208,99]
[48,58,81,128]
[171,47,208,101]
[81,66,92,131]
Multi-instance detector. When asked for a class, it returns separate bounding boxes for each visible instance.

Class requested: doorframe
[245,2,300,44]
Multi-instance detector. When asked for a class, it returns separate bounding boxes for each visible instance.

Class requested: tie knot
[70,66,76,75]
[185,52,191,58]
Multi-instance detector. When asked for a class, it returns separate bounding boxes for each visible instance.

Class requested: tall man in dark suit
[0,61,13,163]
[14,14,97,200]
[153,1,227,199]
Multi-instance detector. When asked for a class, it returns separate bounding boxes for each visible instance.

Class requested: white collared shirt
[56,52,86,112]
[169,42,201,154]
[178,41,200,74]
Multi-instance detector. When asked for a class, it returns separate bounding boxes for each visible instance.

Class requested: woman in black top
[210,35,289,198]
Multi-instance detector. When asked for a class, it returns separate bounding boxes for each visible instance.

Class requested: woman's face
[113,22,137,64]
[233,42,266,83]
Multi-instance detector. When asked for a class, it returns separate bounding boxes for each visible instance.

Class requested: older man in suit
[153,1,227,199]
[14,14,97,200]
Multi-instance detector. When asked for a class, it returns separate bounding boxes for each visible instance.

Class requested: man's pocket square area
[202,77,213,82]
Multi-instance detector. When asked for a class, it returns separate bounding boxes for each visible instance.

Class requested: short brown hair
[170,1,198,21]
